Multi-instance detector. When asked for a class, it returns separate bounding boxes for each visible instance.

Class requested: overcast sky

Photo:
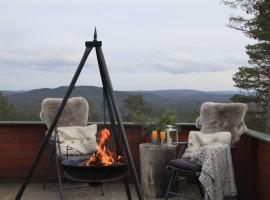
[0,0,253,91]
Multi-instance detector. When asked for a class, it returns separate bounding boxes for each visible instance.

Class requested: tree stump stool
[139,143,176,198]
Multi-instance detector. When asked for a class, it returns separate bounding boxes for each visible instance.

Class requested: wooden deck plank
[0,183,200,200]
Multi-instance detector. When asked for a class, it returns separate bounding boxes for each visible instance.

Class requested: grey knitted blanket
[189,143,237,200]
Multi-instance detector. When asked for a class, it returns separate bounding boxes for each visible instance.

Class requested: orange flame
[82,128,121,166]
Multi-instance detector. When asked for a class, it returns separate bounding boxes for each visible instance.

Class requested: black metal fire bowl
[62,159,129,182]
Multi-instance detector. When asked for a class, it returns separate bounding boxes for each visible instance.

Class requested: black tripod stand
[15,28,144,200]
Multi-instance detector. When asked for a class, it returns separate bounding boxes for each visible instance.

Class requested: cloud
[154,51,247,74]
[0,49,92,72]
[0,0,253,90]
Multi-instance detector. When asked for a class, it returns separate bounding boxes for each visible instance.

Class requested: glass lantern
[165,125,178,146]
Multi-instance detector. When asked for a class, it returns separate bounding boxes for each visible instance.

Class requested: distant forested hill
[2,86,236,122]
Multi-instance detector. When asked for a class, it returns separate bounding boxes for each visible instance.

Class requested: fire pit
[62,128,129,182]
[62,159,128,182]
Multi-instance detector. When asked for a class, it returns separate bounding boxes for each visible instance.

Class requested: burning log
[81,128,122,166]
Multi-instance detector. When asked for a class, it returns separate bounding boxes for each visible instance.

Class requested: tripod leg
[124,177,132,200]
[15,47,93,200]
[43,145,55,190]
[96,46,144,200]
[102,87,122,155]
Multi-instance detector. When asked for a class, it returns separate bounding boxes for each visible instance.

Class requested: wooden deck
[0,183,200,200]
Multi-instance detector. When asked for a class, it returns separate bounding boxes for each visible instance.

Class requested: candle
[160,131,166,143]
[151,130,158,144]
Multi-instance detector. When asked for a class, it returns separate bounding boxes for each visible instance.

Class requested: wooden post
[139,143,176,198]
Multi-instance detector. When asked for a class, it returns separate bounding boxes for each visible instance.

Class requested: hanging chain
[54,128,63,159]
[103,88,106,127]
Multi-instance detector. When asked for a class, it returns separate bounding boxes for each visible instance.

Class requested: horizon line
[0,85,240,93]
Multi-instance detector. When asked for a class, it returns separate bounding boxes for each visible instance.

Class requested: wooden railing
[0,122,270,200]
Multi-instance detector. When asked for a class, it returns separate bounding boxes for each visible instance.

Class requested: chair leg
[100,184,105,196]
[43,146,55,190]
[196,179,204,198]
[165,169,177,200]
[55,154,63,200]
[124,177,132,200]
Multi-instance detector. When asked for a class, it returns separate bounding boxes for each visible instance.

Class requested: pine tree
[0,92,15,120]
[188,108,199,123]
[122,94,151,123]
[232,66,268,112]
[223,0,270,132]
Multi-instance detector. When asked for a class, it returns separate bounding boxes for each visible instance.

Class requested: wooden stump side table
[139,143,176,198]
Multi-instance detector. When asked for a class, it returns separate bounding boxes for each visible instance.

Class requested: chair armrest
[171,141,188,158]
[172,141,188,145]
[173,142,235,159]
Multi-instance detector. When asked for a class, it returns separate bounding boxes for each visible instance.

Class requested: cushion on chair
[195,102,248,144]
[183,131,231,158]
[170,159,202,172]
[57,124,97,156]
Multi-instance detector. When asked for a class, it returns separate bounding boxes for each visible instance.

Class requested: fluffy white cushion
[57,124,97,156]
[183,131,231,158]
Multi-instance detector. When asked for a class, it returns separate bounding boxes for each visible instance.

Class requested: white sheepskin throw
[195,102,248,144]
[40,97,89,128]
[183,131,231,158]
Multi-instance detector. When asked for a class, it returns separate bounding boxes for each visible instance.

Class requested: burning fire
[81,128,121,166]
